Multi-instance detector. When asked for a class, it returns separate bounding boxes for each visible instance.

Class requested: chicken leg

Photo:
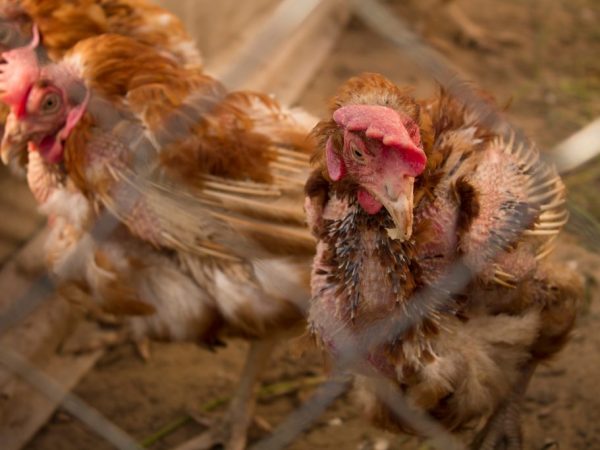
[469,362,537,450]
[59,318,152,360]
[175,339,275,450]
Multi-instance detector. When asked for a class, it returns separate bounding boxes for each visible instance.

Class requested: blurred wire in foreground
[352,0,527,146]
[352,0,600,249]
[0,347,142,450]
[0,274,53,336]
[251,373,352,450]
[549,118,600,174]
[253,2,595,449]
[370,376,466,450]
[0,2,596,450]
[352,0,600,176]
[0,0,327,446]
[216,0,322,89]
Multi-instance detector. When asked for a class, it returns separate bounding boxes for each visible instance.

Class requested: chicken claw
[470,363,536,450]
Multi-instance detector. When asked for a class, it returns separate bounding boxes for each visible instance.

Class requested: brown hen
[0,0,201,171]
[306,73,581,449]
[0,34,315,450]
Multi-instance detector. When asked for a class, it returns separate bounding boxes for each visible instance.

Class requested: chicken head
[326,104,427,241]
[0,31,88,165]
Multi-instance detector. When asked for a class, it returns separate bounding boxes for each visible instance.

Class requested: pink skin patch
[357,189,383,214]
[0,25,41,117]
[326,136,346,181]
[355,143,415,217]
[326,104,428,217]
[38,135,62,164]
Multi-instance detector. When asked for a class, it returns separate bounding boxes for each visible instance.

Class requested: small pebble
[537,406,552,418]
[540,438,559,449]
[374,438,390,450]
[328,417,343,427]
[53,411,73,424]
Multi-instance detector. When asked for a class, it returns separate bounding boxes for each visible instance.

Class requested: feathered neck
[27,150,64,204]
[319,188,422,324]
[62,110,96,195]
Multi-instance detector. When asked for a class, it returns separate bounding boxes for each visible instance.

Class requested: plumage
[306,73,581,447]
[0,33,315,450]
[0,0,202,171]
[2,31,315,336]
[0,0,201,66]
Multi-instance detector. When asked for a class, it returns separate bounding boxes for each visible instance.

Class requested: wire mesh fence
[0,1,597,450]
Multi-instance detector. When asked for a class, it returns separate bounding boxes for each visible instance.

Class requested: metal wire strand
[254,2,596,449]
[250,373,352,450]
[0,347,142,450]
[0,2,596,450]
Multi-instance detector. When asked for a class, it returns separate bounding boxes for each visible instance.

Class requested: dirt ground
[22,0,600,449]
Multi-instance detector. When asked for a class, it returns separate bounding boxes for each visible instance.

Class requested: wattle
[37,136,63,164]
[357,189,383,214]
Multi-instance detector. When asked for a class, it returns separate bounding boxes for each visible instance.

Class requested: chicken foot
[59,318,151,361]
[174,338,275,450]
[469,362,537,450]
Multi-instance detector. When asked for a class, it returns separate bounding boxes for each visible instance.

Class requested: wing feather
[80,86,315,262]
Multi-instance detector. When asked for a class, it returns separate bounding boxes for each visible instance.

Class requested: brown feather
[18,0,201,66]
[452,176,480,236]
[308,73,581,443]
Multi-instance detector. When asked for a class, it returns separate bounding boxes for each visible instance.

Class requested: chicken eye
[350,144,365,162]
[0,26,12,45]
[40,93,61,114]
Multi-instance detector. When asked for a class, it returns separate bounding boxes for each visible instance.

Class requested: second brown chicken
[0,30,316,450]
[306,73,582,450]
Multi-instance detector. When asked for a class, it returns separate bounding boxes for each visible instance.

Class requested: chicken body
[0,0,202,171]
[3,32,315,341]
[306,73,581,447]
[0,34,315,449]
[0,0,201,66]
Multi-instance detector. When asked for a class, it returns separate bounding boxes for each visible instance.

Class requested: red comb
[0,25,41,117]
[333,104,426,176]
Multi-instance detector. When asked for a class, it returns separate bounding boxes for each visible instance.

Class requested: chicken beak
[1,114,28,166]
[373,177,415,242]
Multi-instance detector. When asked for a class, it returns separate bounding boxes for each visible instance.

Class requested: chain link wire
[0,1,595,449]
[252,1,596,448]
[0,2,327,447]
